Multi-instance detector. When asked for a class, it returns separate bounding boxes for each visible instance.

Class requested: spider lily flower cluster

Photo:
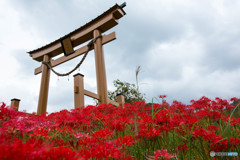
[0,96,239,159]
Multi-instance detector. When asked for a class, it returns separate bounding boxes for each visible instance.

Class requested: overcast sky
[1,0,240,113]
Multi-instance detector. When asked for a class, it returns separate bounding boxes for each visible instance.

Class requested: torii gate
[28,3,126,115]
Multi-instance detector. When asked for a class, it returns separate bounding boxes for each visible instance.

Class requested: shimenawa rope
[42,35,102,77]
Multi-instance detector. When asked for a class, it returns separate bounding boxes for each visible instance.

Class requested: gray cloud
[12,49,39,76]
[1,0,240,113]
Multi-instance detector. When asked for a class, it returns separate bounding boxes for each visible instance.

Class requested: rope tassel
[42,35,102,77]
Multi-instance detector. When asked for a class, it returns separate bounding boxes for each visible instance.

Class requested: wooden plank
[32,44,62,62]
[108,99,119,106]
[84,89,99,100]
[31,14,118,62]
[113,9,125,19]
[74,74,84,109]
[37,55,51,115]
[34,32,116,75]
[71,14,117,47]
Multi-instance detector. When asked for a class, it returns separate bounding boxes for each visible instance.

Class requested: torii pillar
[37,55,51,115]
[94,30,108,104]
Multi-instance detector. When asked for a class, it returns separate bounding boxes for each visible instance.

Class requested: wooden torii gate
[28,3,126,115]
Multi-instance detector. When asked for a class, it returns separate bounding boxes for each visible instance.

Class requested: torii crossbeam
[28,3,126,115]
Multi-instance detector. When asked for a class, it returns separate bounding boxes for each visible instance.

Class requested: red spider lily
[73,132,90,139]
[230,117,240,126]
[210,135,229,151]
[0,139,48,160]
[192,128,216,141]
[29,128,50,139]
[206,125,218,132]
[230,97,239,102]
[105,117,128,131]
[149,149,176,160]
[1,96,239,159]
[159,95,167,99]
[116,135,136,147]
[177,144,189,151]
[80,142,122,159]
[50,138,66,147]
[92,128,113,140]
[138,125,163,139]
[44,146,77,160]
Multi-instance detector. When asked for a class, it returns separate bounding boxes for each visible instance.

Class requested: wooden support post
[10,98,20,111]
[74,73,85,109]
[93,29,108,104]
[117,93,125,108]
[108,99,119,107]
[37,55,51,115]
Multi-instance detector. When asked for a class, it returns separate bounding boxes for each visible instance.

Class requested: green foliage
[108,79,145,104]
[231,100,240,118]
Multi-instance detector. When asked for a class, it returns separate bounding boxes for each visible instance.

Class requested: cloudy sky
[1,0,240,113]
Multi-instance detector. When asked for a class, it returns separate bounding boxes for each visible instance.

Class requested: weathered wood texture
[74,73,84,109]
[108,99,119,107]
[37,55,51,115]
[93,29,108,104]
[84,89,99,100]
[10,98,21,111]
[117,94,125,108]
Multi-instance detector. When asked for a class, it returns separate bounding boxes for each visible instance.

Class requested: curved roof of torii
[28,3,126,62]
